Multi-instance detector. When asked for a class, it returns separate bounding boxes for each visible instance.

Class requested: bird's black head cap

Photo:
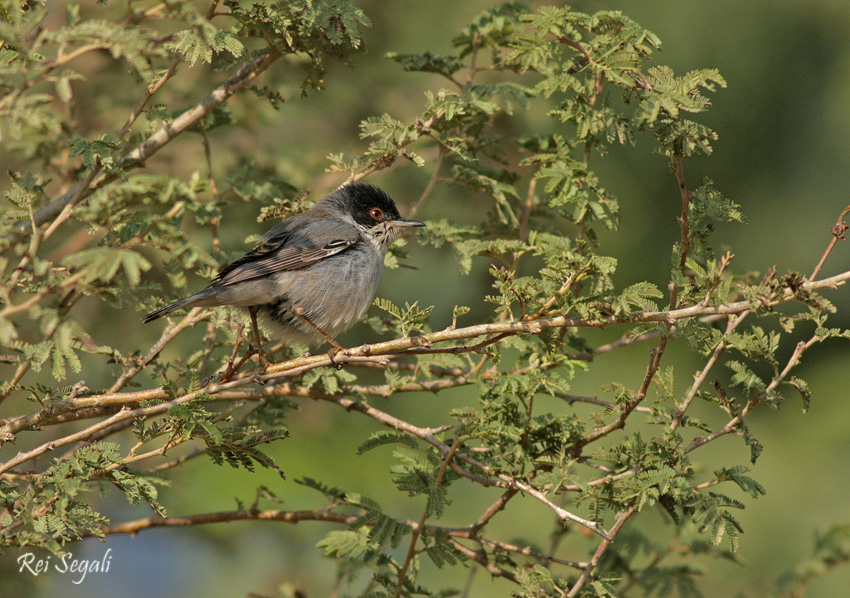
[329,183,402,228]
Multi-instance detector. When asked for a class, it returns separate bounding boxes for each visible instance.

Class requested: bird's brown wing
[213,219,359,287]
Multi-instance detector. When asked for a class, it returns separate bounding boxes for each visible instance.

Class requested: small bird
[143,183,425,365]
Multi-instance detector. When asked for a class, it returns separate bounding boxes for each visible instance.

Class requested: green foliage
[0,2,848,598]
[0,442,166,555]
[68,135,123,172]
[373,298,433,337]
[385,51,464,79]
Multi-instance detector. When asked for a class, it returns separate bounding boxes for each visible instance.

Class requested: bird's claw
[328,345,347,370]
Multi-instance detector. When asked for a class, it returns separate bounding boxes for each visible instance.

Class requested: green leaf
[67,134,121,170]
[63,247,152,286]
[386,51,463,78]
[317,529,371,558]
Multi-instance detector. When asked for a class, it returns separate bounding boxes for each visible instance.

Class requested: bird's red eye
[369,207,384,221]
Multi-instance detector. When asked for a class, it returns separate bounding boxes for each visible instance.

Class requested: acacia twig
[670,311,747,433]
[396,436,464,595]
[810,204,850,280]
[14,50,281,239]
[685,334,819,453]
[565,503,639,597]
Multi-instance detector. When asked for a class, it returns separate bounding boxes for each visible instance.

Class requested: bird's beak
[390,217,426,228]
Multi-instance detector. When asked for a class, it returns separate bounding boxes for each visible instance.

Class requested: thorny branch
[5,265,849,445]
[810,203,850,280]
[85,505,586,579]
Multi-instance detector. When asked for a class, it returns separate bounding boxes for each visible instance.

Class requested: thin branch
[810,203,850,280]
[670,311,747,433]
[87,503,577,585]
[561,467,642,493]
[466,33,481,86]
[471,535,587,569]
[0,407,135,472]
[91,509,356,536]
[552,390,653,414]
[408,144,446,219]
[448,538,519,583]
[529,268,587,321]
[310,392,610,539]
[115,60,181,142]
[672,155,691,282]
[576,334,669,450]
[396,436,464,595]
[4,267,850,443]
[2,368,612,535]
[13,50,281,239]
[685,334,819,453]
[0,292,82,405]
[345,108,446,184]
[519,175,537,243]
[565,503,638,597]
[108,308,210,393]
[470,488,519,534]
[0,43,106,115]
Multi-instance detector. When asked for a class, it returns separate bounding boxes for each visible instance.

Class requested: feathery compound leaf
[425,542,466,568]
[785,376,812,412]
[453,1,530,57]
[716,466,766,498]
[317,529,372,558]
[452,164,521,226]
[345,493,384,513]
[368,514,412,549]
[63,248,152,286]
[67,135,122,170]
[385,51,464,77]
[295,477,346,500]
[726,360,766,393]
[358,430,419,455]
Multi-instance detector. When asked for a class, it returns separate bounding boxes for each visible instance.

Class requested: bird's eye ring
[369,207,384,221]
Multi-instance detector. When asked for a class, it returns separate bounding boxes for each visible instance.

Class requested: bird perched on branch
[143,183,425,368]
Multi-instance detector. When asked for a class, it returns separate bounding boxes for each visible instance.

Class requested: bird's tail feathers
[142,289,217,323]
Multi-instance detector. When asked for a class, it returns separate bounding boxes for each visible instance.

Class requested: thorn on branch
[830,221,849,241]
[811,204,850,279]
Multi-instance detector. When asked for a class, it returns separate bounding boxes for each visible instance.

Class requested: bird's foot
[292,309,347,368]
[327,343,348,370]
[252,349,269,384]
[256,346,269,370]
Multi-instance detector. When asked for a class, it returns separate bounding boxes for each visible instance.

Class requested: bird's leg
[248,305,269,369]
[293,307,346,369]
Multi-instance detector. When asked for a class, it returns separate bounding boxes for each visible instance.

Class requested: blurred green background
[3,0,850,596]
